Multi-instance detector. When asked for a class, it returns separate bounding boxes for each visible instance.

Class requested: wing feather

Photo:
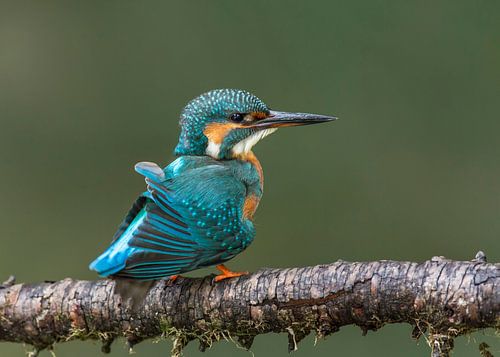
[90,160,253,281]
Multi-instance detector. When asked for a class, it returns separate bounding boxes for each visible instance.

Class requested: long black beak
[252,110,337,128]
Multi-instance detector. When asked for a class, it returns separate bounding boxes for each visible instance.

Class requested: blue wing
[89,159,252,280]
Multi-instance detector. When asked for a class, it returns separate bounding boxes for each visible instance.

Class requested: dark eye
[229,113,245,122]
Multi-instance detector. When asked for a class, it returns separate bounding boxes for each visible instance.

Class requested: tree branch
[0,254,498,357]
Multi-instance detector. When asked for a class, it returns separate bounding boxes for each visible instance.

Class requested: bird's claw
[214,264,248,282]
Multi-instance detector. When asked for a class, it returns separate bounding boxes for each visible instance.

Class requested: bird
[89,89,335,284]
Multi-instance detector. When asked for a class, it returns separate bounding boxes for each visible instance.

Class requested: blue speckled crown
[175,89,269,156]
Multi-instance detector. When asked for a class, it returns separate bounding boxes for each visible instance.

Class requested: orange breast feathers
[241,152,263,220]
[238,151,264,187]
[243,194,260,219]
[237,151,264,220]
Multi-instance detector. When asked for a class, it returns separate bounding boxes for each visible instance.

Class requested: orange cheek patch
[203,122,244,144]
[243,194,260,219]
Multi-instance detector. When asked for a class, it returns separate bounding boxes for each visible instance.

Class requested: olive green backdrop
[0,1,498,356]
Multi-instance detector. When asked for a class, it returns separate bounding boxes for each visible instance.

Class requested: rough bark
[0,254,498,357]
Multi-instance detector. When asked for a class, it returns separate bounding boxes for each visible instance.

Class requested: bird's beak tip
[325,115,338,122]
[256,110,338,128]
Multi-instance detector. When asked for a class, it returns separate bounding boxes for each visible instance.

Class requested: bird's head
[175,89,336,159]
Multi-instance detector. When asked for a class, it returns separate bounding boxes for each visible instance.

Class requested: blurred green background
[0,1,498,356]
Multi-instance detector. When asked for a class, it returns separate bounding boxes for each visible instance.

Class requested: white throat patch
[205,140,221,158]
[231,128,278,156]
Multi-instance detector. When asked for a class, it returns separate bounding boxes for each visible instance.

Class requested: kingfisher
[89,89,335,283]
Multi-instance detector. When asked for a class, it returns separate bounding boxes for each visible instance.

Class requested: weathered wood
[0,256,498,357]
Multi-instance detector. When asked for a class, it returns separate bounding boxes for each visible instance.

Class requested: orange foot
[214,264,249,282]
[169,275,180,283]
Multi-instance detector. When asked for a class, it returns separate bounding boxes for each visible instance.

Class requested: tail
[89,251,126,277]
